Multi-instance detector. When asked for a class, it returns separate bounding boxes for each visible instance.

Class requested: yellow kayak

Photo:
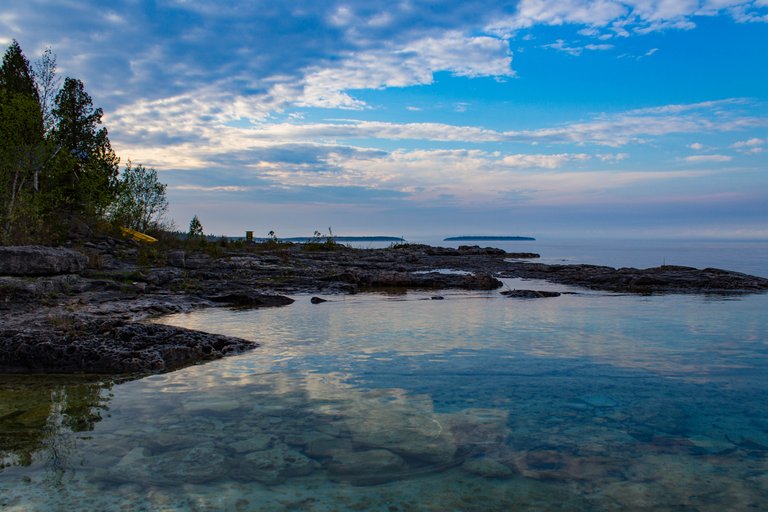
[120,227,158,243]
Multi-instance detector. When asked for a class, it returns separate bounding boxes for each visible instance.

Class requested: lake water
[1,240,768,511]
[353,237,768,278]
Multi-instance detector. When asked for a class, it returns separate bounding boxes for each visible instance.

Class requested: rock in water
[501,289,561,298]
[327,449,407,485]
[344,400,457,464]
[462,457,514,478]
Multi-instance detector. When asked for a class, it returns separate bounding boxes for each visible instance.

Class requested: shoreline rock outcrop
[0,246,88,275]
[0,319,257,374]
[1,238,766,375]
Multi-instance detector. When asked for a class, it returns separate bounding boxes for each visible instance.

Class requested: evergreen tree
[0,40,39,100]
[0,40,45,241]
[188,215,204,240]
[50,77,119,218]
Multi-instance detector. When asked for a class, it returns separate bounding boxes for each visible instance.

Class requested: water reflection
[1,290,767,510]
[0,376,112,474]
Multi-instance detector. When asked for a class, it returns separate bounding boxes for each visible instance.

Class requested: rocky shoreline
[1,240,766,375]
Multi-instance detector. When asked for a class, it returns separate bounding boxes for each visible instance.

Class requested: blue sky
[2,0,767,238]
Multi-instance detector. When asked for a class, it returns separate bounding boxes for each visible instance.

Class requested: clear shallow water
[2,280,768,511]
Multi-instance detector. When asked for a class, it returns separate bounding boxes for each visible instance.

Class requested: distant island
[444,236,536,241]
[252,236,405,243]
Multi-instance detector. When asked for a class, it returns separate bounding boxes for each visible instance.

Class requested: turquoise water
[2,275,767,510]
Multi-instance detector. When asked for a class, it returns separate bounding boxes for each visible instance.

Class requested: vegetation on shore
[0,41,168,246]
[0,41,401,256]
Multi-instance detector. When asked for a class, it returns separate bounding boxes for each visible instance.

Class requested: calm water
[1,242,768,511]
[354,237,768,277]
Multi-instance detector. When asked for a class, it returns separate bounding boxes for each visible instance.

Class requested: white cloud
[684,154,733,163]
[731,137,765,148]
[174,185,249,192]
[731,137,766,154]
[597,152,629,161]
[486,0,768,38]
[290,32,513,109]
[501,153,590,168]
[542,38,614,55]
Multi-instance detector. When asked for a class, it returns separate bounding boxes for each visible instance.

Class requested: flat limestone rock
[0,246,87,276]
[0,320,256,374]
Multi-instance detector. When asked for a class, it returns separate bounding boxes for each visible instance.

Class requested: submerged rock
[106,443,229,485]
[236,445,318,484]
[327,449,407,485]
[462,457,514,478]
[344,401,457,464]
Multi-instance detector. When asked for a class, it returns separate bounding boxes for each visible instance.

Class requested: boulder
[0,246,87,276]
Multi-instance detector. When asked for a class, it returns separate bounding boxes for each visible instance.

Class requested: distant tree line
[0,40,168,244]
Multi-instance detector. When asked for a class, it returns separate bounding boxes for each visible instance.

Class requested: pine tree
[188,215,204,241]
[50,77,119,219]
[0,40,45,241]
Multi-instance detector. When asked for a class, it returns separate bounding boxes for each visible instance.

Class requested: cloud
[684,154,733,163]
[487,0,768,38]
[731,137,766,154]
[542,38,614,56]
[174,185,249,192]
[501,153,590,168]
[290,32,512,110]
[507,99,766,147]
[688,142,705,150]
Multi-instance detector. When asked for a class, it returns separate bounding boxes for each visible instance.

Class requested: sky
[1,1,767,239]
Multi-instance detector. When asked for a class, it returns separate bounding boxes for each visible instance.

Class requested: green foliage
[108,160,168,232]
[136,245,165,267]
[0,41,161,245]
[187,215,204,241]
[302,227,342,251]
[0,40,39,100]
[49,77,119,218]
[0,41,46,242]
